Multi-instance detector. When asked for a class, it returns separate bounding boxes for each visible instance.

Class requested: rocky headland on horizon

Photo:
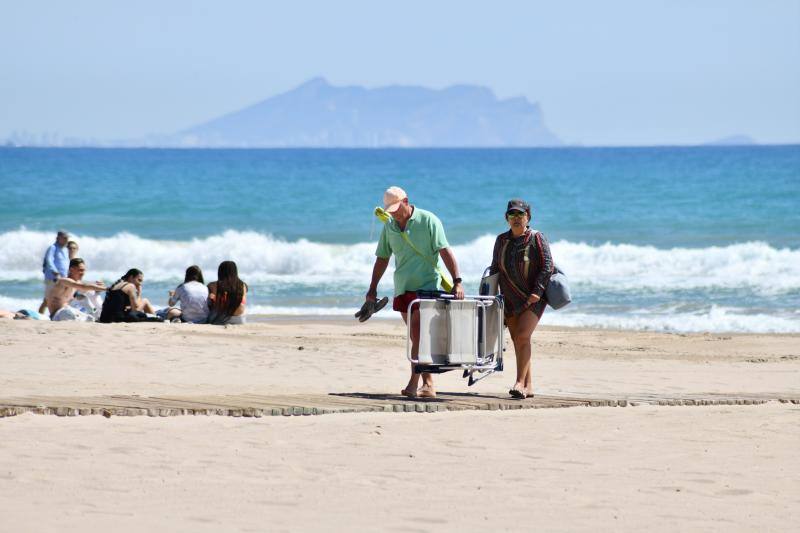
[4,78,563,148]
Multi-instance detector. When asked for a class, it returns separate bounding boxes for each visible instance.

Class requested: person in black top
[99,268,155,323]
[489,199,553,399]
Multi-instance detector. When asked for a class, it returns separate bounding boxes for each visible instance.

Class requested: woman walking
[490,199,553,399]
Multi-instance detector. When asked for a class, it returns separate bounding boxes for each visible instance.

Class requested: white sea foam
[0,295,43,313]
[0,228,377,283]
[2,228,799,295]
[541,305,800,333]
[2,294,794,332]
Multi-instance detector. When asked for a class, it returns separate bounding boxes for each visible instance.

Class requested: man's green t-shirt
[375,206,450,295]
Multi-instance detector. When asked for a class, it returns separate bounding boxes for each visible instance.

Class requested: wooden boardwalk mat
[1,392,797,418]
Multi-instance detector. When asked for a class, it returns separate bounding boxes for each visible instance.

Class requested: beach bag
[545,265,571,310]
[529,230,571,310]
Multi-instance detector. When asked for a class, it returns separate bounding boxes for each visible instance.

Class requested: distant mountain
[703,134,757,146]
[163,77,561,148]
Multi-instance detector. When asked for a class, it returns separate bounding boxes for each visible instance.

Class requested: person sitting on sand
[489,199,553,399]
[46,258,107,321]
[98,268,156,323]
[0,309,45,320]
[166,265,209,323]
[207,261,248,325]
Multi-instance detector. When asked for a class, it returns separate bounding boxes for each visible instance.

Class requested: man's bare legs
[401,306,434,396]
[506,309,541,398]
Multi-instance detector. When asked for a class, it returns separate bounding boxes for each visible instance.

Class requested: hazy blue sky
[1,0,798,145]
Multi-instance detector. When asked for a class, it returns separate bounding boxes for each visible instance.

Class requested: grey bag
[546,265,571,310]
[479,269,500,296]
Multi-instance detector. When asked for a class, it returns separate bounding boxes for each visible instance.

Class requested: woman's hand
[526,293,541,306]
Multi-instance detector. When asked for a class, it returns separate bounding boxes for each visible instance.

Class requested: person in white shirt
[166,265,210,323]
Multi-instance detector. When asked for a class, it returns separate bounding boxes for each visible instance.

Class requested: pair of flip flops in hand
[354,296,389,322]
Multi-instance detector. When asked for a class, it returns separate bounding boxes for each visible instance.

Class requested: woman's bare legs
[138,298,156,314]
[506,309,541,398]
[166,308,182,322]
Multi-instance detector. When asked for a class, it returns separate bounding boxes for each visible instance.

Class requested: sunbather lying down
[0,309,42,320]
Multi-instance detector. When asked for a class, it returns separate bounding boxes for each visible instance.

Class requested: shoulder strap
[497,239,528,297]
[400,232,453,292]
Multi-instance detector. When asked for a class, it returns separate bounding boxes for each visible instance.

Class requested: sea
[1,146,798,333]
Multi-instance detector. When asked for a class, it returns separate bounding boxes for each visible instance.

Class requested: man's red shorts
[392,291,419,313]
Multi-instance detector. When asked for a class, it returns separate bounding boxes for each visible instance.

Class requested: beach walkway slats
[1,392,797,418]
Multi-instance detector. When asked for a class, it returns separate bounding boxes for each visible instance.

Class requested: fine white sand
[0,319,798,531]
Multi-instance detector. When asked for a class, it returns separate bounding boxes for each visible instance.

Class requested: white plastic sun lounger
[405,291,504,386]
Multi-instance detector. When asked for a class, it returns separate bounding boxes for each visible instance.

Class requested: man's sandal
[354,297,389,322]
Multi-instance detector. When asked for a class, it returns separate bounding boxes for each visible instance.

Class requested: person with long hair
[207,261,248,325]
[166,265,209,323]
[98,268,155,323]
[489,199,554,399]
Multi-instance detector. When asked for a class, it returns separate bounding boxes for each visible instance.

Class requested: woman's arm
[207,282,217,307]
[530,232,554,298]
[123,284,140,311]
[168,285,181,307]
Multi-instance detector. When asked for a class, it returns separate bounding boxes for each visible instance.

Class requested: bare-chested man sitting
[47,258,106,321]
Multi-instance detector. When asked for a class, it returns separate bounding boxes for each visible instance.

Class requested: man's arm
[58,278,106,292]
[366,257,390,302]
[438,247,464,299]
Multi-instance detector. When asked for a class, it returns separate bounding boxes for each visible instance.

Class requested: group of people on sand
[99,261,247,325]
[363,186,553,401]
[4,185,554,401]
[0,230,248,326]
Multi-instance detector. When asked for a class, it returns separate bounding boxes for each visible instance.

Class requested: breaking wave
[2,229,799,295]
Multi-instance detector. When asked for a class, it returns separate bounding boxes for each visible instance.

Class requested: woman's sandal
[509,386,526,399]
[401,388,417,398]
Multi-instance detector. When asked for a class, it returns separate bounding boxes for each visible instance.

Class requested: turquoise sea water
[1,146,799,331]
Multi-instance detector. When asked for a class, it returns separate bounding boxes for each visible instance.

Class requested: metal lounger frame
[405,293,504,386]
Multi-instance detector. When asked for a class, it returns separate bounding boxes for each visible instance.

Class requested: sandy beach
[1,319,798,531]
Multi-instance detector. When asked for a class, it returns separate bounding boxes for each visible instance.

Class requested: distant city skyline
[1,1,798,146]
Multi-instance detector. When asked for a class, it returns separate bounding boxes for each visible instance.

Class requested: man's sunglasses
[506,212,526,219]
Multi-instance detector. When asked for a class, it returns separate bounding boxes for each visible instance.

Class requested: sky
[0,0,798,146]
